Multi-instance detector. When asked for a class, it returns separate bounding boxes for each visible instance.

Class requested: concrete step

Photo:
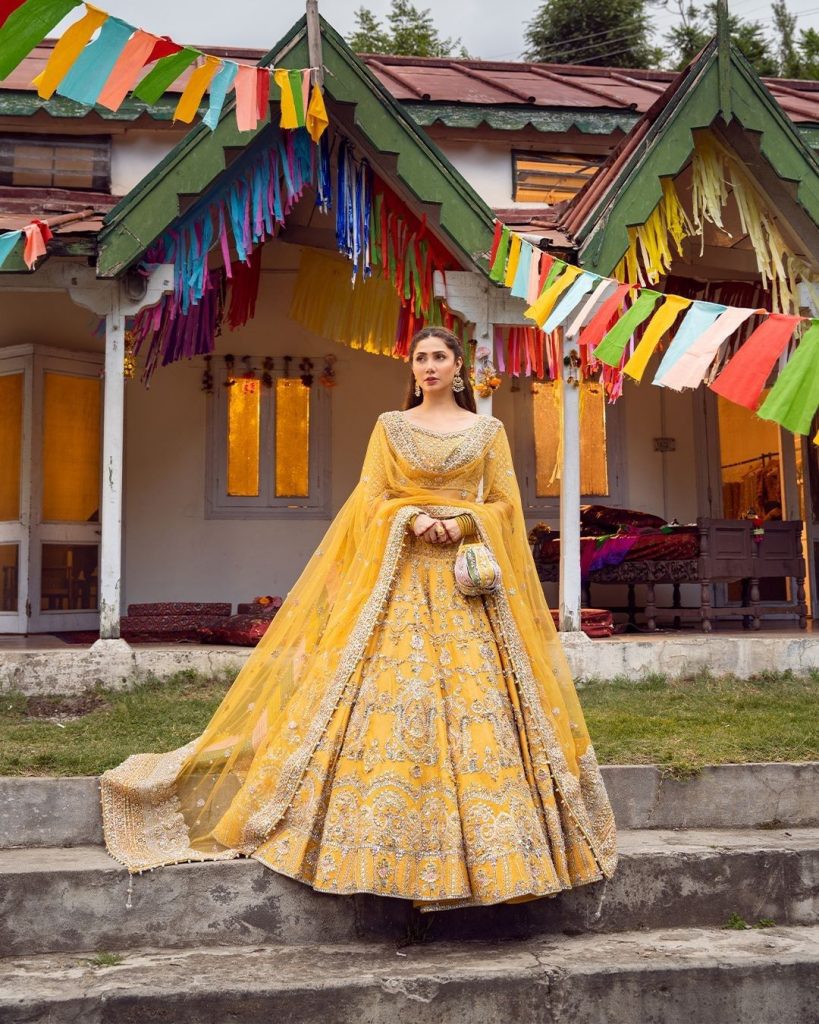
[0,926,816,1024]
[1,829,816,956]
[2,762,817,850]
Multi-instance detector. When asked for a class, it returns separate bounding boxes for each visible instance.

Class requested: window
[0,134,111,192]
[207,371,330,518]
[513,152,603,204]
[514,379,624,513]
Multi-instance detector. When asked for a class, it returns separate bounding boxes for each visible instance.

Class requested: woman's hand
[412,514,461,545]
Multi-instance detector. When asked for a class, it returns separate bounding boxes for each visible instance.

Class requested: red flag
[488,220,503,266]
[0,0,26,29]
[578,283,632,350]
[144,36,182,66]
[709,313,802,409]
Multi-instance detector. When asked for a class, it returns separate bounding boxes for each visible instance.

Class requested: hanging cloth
[709,313,802,410]
[524,264,583,328]
[32,2,108,99]
[660,306,762,392]
[0,229,22,267]
[174,55,222,123]
[503,233,522,289]
[234,64,260,132]
[622,294,691,382]
[22,219,52,268]
[56,16,134,106]
[203,60,238,130]
[565,278,617,337]
[510,241,532,299]
[489,227,510,283]
[0,0,81,79]
[305,84,329,143]
[577,282,632,349]
[542,271,597,334]
[594,289,662,367]
[652,300,727,385]
[757,320,819,435]
[133,46,198,105]
[488,221,504,266]
[96,29,158,111]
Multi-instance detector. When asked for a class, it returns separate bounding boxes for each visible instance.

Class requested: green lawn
[0,669,816,777]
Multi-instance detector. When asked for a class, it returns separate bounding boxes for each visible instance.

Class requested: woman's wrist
[455,513,476,539]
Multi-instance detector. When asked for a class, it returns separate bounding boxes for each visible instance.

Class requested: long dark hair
[402,327,477,412]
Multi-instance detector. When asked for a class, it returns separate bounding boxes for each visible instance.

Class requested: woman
[101,327,617,911]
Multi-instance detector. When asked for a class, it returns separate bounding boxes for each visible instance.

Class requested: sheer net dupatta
[100,418,426,873]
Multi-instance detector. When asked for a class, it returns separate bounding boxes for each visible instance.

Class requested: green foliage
[523,0,663,69]
[665,2,778,75]
[347,0,467,58]
[85,952,125,967]
[722,913,778,930]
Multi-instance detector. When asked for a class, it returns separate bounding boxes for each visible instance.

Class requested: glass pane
[275,378,310,497]
[40,543,98,611]
[0,372,23,521]
[227,378,260,496]
[0,544,18,612]
[533,380,608,497]
[42,373,101,522]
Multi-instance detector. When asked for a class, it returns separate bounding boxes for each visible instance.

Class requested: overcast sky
[54,0,819,65]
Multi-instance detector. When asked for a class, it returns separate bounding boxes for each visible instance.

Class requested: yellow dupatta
[101,412,616,882]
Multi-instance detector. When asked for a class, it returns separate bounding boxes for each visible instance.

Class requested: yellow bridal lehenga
[101,411,617,910]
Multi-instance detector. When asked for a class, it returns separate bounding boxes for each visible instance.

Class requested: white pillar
[559,333,582,632]
[99,298,126,639]
[473,318,493,416]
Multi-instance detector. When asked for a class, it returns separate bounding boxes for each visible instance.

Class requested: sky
[53,0,819,66]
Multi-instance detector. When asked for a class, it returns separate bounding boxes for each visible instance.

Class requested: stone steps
[2,762,817,850]
[0,926,817,1024]
[1,828,816,955]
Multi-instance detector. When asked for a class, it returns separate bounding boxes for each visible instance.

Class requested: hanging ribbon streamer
[757,321,819,434]
[32,2,107,99]
[133,45,198,104]
[566,278,617,337]
[542,271,597,334]
[203,60,238,130]
[510,240,532,299]
[56,16,133,106]
[578,283,632,350]
[503,233,522,289]
[96,29,157,111]
[174,54,222,123]
[305,83,329,144]
[709,313,803,409]
[525,264,583,328]
[660,306,762,392]
[489,227,510,283]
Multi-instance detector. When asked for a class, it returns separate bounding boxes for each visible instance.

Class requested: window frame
[205,369,331,519]
[512,380,627,516]
[511,150,604,204]
[0,133,111,192]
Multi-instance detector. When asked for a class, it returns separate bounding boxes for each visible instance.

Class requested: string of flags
[488,221,819,444]
[0,0,329,136]
[0,217,52,268]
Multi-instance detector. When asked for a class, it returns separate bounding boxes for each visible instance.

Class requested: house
[0,11,817,641]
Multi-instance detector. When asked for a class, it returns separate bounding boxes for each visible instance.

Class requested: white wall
[110,131,181,196]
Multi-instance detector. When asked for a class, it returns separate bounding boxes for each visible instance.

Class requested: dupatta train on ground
[101,411,617,907]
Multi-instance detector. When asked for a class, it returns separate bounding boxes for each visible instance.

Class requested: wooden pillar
[99,297,126,639]
[559,333,582,632]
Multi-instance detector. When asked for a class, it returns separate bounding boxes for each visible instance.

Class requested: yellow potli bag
[454,539,502,596]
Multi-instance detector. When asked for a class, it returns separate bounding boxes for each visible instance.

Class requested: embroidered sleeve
[482,422,520,533]
[358,416,390,508]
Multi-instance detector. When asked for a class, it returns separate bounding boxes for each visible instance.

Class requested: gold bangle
[457,513,475,539]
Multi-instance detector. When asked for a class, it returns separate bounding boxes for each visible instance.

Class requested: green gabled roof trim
[97,15,496,278]
[0,89,189,121]
[578,39,819,276]
[404,103,640,136]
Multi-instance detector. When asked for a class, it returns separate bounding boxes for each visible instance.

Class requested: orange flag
[97,29,158,111]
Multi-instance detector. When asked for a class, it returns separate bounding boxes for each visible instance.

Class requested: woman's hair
[402,326,477,412]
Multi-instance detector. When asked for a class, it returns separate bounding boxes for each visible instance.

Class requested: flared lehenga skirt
[250,531,607,911]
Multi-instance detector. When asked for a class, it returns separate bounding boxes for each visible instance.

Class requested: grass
[0,668,816,777]
[84,952,125,968]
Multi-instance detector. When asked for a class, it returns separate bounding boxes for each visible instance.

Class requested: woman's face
[412,336,461,396]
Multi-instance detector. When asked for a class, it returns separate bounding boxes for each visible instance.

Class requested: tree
[347,0,467,58]
[523,0,663,69]
[772,0,800,78]
[665,2,777,76]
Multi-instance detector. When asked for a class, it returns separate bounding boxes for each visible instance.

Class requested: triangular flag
[32,2,107,100]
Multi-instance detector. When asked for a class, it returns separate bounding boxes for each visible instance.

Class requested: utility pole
[306,0,324,87]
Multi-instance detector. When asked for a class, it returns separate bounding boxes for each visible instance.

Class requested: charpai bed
[530,506,807,631]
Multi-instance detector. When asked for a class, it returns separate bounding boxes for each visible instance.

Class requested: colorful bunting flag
[32,2,107,99]
[566,278,617,337]
[709,313,803,409]
[660,306,762,391]
[578,283,632,349]
[594,289,662,367]
[96,28,157,111]
[623,294,691,382]
[133,45,199,105]
[56,15,133,106]
[0,0,82,79]
[174,54,221,123]
[0,229,22,266]
[653,301,727,385]
[203,59,238,130]
[757,321,819,434]
[503,233,522,289]
[510,240,532,299]
[542,271,597,333]
[305,84,329,144]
